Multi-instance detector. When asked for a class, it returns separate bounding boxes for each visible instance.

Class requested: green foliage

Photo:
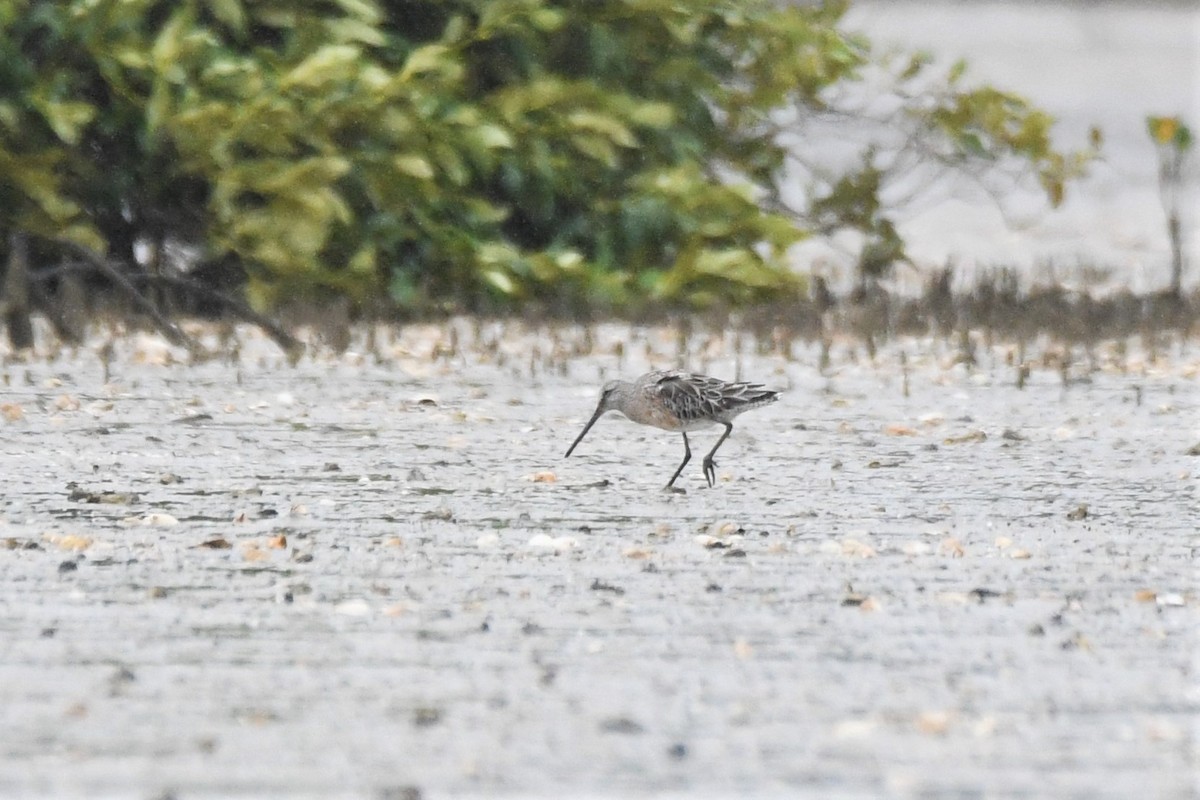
[0,0,1092,314]
[926,81,1092,207]
[1148,116,1193,152]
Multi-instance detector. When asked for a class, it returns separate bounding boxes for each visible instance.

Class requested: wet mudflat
[0,321,1195,799]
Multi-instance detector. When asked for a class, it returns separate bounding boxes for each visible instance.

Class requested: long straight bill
[564,407,604,457]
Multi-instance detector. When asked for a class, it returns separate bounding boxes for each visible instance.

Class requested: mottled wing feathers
[645,369,778,424]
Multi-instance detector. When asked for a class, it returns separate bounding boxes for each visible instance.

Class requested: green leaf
[152,6,196,76]
[1177,124,1194,152]
[331,0,383,22]
[282,45,362,89]
[567,111,637,147]
[481,268,516,295]
[31,97,96,145]
[900,51,932,80]
[531,9,565,31]
[348,246,376,275]
[473,123,514,149]
[570,133,618,166]
[629,102,675,129]
[325,18,386,47]
[399,44,459,82]
[959,131,986,157]
[394,154,435,180]
[948,58,968,84]
[206,0,246,34]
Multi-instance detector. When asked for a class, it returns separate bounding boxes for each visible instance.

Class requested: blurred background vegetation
[1,0,1094,326]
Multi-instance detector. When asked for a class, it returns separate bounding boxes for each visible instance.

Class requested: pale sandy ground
[0,320,1196,799]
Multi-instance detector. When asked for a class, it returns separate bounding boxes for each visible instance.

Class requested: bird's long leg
[665,432,692,489]
[702,423,733,488]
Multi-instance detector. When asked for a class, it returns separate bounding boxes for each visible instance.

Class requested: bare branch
[54,240,200,354]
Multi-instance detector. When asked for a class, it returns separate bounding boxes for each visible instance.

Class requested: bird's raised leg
[665,431,692,489]
[702,423,733,487]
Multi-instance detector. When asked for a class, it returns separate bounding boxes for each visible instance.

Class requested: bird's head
[565,379,624,458]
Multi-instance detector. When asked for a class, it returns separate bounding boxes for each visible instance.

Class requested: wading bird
[564,369,779,489]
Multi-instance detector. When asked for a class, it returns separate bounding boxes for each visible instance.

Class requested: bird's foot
[662,484,686,494]
[702,458,717,488]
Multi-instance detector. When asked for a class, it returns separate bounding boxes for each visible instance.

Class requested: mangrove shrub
[0,0,1091,315]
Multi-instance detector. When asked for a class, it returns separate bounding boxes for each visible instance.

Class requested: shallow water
[0,321,1195,798]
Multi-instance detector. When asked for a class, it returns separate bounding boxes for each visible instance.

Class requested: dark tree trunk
[53,271,89,343]
[1167,212,1183,297]
[3,233,34,350]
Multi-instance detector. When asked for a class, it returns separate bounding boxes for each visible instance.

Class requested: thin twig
[32,258,303,360]
[55,240,200,353]
[152,273,303,359]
